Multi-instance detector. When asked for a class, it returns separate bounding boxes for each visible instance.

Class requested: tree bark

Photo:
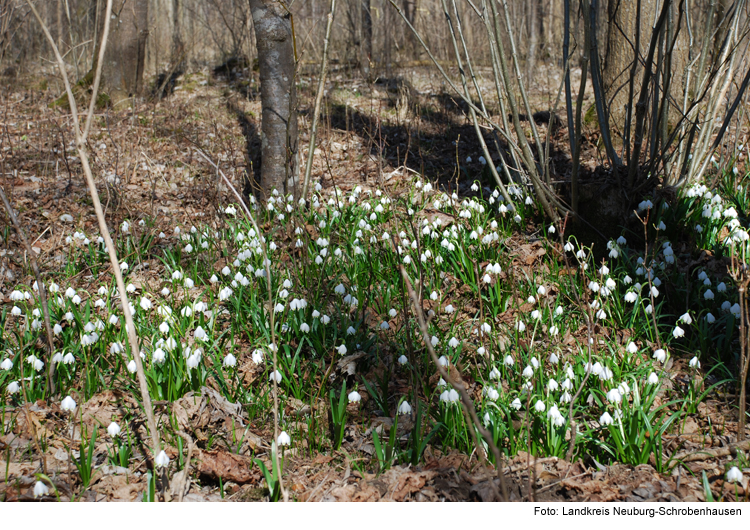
[361,0,372,80]
[100,0,149,100]
[249,0,299,200]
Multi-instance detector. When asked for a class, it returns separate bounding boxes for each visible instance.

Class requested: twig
[0,186,57,393]
[301,0,335,199]
[194,147,288,502]
[397,263,509,501]
[25,0,161,465]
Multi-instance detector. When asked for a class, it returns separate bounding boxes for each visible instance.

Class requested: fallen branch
[670,439,750,466]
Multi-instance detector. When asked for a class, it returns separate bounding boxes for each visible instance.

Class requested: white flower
[515,321,526,332]
[534,400,546,412]
[127,360,137,373]
[717,282,727,292]
[61,396,77,412]
[726,466,743,484]
[398,401,412,415]
[107,422,121,437]
[537,285,547,296]
[33,359,44,371]
[223,354,237,368]
[396,355,408,366]
[448,337,460,348]
[504,355,514,367]
[7,381,20,394]
[510,398,522,410]
[599,411,613,426]
[624,291,637,303]
[548,379,559,392]
[155,450,170,468]
[679,312,692,325]
[653,349,666,363]
[588,281,600,293]
[730,303,742,317]
[607,388,622,404]
[0,358,12,371]
[647,372,659,385]
[33,481,49,498]
[704,289,715,300]
[277,431,292,447]
[522,365,534,378]
[269,370,282,383]
[689,356,701,369]
[321,315,331,324]
[672,326,685,338]
[348,391,361,403]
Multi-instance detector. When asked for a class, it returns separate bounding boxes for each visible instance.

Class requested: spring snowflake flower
[269,370,282,383]
[647,372,659,385]
[534,400,546,412]
[510,398,522,410]
[548,379,559,392]
[689,356,701,369]
[223,354,237,368]
[321,315,331,324]
[155,451,170,468]
[489,367,501,380]
[337,344,347,355]
[599,411,613,426]
[549,325,559,336]
[607,388,622,404]
[726,467,743,484]
[523,366,534,378]
[626,342,638,354]
[33,481,49,498]
[61,396,77,412]
[515,321,526,332]
[504,355,514,367]
[679,313,692,325]
[672,326,685,338]
[398,401,412,415]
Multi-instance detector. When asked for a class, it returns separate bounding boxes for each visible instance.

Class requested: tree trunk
[100,0,149,100]
[361,0,372,80]
[249,0,299,200]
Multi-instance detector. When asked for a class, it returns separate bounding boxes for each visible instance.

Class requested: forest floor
[0,66,748,502]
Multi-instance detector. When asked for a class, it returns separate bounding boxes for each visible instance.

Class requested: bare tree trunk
[249,0,299,200]
[361,0,372,80]
[101,0,149,100]
[526,0,538,85]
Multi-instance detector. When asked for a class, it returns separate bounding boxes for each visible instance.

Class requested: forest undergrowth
[0,69,748,502]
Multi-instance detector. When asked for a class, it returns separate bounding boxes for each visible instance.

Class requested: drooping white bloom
[223,354,237,368]
[534,400,546,412]
[653,349,667,363]
[504,355,514,367]
[348,391,362,403]
[107,422,121,437]
[398,401,412,415]
[704,289,715,300]
[626,342,638,354]
[672,326,685,338]
[155,450,170,468]
[61,395,77,412]
[689,356,701,369]
[607,388,622,404]
[0,358,12,371]
[647,372,659,385]
[726,466,743,484]
[599,411,613,426]
[33,481,50,498]
[127,360,137,373]
[269,370,282,383]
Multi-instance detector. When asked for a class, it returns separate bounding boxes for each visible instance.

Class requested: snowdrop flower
[596,309,607,320]
[33,481,49,498]
[504,355,514,367]
[522,366,534,378]
[0,358,12,370]
[704,288,715,300]
[448,337,460,348]
[194,326,208,341]
[186,354,200,369]
[549,325,559,336]
[108,422,121,437]
[564,241,574,252]
[688,356,701,369]
[531,310,541,320]
[515,321,526,332]
[153,348,166,363]
[588,281,600,293]
[155,451,170,468]
[10,306,22,316]
[347,391,362,404]
[398,401,412,415]
[549,352,559,365]
[159,321,170,334]
[548,379,559,392]
[269,370,282,383]
[33,358,44,371]
[534,400,546,412]
[389,308,398,318]
[53,323,63,335]
[625,342,637,354]
[223,354,237,368]
[716,282,727,293]
[537,285,547,296]
[61,396,76,412]
[730,303,742,317]
[624,291,637,303]
[726,467,743,484]
[321,315,331,324]
[647,372,659,385]
[607,388,622,404]
[511,398,522,410]
[489,367,501,380]
[485,388,499,401]
[672,326,685,338]
[679,313,692,325]
[599,411,613,427]
[651,349,666,363]
[126,360,137,374]
[7,381,20,394]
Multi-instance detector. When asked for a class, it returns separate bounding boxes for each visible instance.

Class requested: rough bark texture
[249,0,299,200]
[603,0,656,127]
[360,0,372,80]
[100,0,149,100]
